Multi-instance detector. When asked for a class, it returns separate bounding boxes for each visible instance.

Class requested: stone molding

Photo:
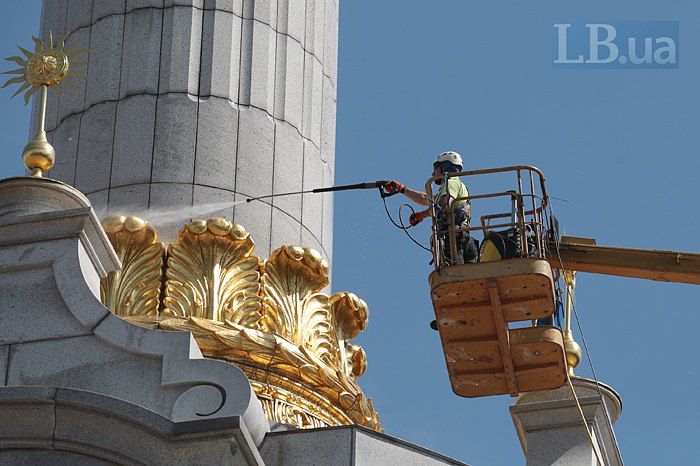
[0,177,269,449]
[0,386,264,465]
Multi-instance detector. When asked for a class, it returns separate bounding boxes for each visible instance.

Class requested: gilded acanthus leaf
[163,218,262,325]
[100,215,164,316]
[329,292,369,378]
[261,246,338,363]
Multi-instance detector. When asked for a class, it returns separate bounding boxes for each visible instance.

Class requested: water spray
[245,179,429,251]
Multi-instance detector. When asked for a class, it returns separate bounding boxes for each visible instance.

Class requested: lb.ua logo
[553,22,679,69]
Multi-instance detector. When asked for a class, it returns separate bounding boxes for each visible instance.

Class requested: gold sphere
[23,137,55,176]
[564,336,582,372]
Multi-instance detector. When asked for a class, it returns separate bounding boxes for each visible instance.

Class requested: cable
[381,196,432,253]
[549,202,625,466]
[567,372,605,466]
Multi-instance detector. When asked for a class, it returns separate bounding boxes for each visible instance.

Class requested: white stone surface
[0,346,7,383]
[302,52,323,147]
[37,1,68,134]
[85,14,124,108]
[148,182,196,240]
[244,0,278,28]
[40,0,339,260]
[165,0,205,8]
[152,93,198,183]
[234,200,272,258]
[66,0,93,32]
[302,139,323,245]
[322,163,334,263]
[86,190,109,212]
[320,75,337,168]
[54,27,90,123]
[260,426,466,465]
[193,185,236,221]
[112,94,157,186]
[74,102,117,194]
[194,97,239,190]
[272,120,303,217]
[46,113,80,185]
[305,0,325,57]
[248,21,277,112]
[275,34,304,129]
[510,378,623,466]
[0,267,92,345]
[235,106,275,198]
[159,5,203,95]
[270,209,302,254]
[120,7,163,97]
[0,387,265,465]
[279,0,305,45]
[0,177,269,447]
[323,0,338,86]
[0,387,57,449]
[106,183,151,214]
[204,0,244,14]
[200,8,242,99]
[92,0,126,21]
[127,0,165,11]
[40,0,68,42]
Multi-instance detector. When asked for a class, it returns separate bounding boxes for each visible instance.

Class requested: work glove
[409,210,427,226]
[383,180,405,195]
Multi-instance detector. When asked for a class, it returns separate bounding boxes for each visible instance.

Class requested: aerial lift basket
[426,166,567,398]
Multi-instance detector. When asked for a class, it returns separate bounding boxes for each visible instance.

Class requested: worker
[383,151,478,265]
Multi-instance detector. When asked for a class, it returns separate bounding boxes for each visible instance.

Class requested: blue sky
[1,1,698,464]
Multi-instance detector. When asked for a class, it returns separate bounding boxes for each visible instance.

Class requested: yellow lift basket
[426,166,567,398]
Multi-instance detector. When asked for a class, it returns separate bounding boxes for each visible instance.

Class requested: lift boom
[546,236,700,285]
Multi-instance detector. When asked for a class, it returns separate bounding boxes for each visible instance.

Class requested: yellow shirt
[435,177,469,209]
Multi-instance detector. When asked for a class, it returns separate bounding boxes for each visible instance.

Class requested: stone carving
[101,216,380,431]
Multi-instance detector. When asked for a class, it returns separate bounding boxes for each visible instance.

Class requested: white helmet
[434,151,463,170]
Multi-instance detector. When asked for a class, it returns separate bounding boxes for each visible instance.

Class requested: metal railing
[425,165,550,269]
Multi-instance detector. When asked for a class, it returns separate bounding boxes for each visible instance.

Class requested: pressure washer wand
[245,180,390,203]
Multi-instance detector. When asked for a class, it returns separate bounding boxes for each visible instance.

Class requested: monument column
[35,0,338,265]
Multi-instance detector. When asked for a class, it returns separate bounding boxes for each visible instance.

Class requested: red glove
[383,180,405,195]
[409,210,427,226]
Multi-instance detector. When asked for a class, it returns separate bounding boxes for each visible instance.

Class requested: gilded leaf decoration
[163,218,262,325]
[260,246,330,341]
[100,215,164,316]
[329,292,369,378]
[100,216,380,431]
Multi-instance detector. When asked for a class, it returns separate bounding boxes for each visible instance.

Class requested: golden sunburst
[2,32,87,105]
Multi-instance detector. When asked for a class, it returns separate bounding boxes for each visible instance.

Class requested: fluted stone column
[35,0,338,266]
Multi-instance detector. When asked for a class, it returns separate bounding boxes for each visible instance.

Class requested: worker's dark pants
[439,204,478,265]
[441,232,478,265]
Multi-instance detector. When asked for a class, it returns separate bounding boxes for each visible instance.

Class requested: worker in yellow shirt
[384,151,478,265]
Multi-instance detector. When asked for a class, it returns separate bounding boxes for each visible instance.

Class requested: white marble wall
[36,0,338,265]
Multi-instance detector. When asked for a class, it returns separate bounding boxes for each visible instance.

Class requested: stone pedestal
[0,176,269,464]
[510,377,623,466]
